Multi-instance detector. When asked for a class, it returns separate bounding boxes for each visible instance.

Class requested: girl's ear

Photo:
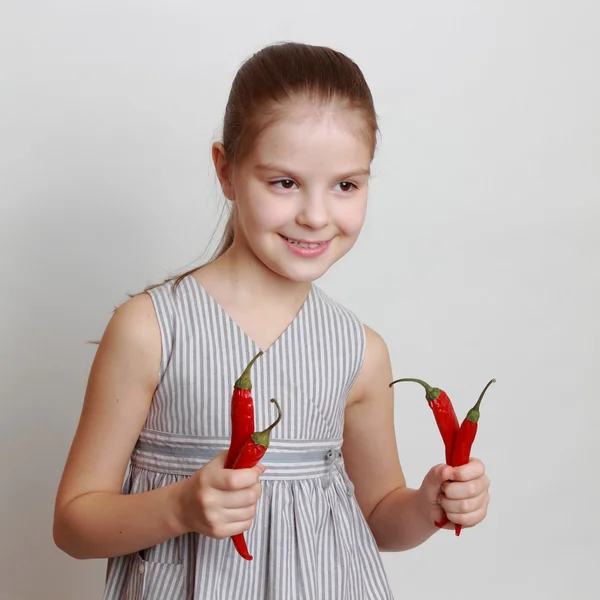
[212,143,236,201]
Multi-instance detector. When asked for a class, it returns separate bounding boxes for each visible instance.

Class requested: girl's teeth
[286,237,324,249]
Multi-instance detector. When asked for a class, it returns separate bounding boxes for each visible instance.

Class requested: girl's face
[226,101,372,283]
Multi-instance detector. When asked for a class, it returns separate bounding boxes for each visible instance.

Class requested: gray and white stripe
[102,275,394,599]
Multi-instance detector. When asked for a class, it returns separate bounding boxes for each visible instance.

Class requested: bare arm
[53,293,282,560]
[52,293,187,558]
[342,326,441,551]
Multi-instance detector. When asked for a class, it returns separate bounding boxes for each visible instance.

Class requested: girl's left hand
[418,458,490,531]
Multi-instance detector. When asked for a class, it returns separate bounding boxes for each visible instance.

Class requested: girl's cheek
[249,204,292,231]
[341,208,368,235]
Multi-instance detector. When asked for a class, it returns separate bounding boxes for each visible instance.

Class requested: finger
[226,519,255,537]
[450,458,485,482]
[442,474,490,500]
[224,504,258,523]
[436,464,454,484]
[213,466,263,491]
[425,464,453,492]
[439,489,489,516]
[444,505,488,529]
[220,483,262,509]
[209,518,255,539]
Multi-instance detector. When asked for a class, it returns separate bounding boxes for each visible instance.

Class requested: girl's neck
[192,240,312,351]
[194,240,311,309]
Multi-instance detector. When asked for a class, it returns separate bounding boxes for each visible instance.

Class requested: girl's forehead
[249,104,372,168]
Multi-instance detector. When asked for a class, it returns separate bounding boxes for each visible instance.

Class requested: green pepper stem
[388,378,441,402]
[251,399,282,448]
[234,351,263,390]
[467,378,496,422]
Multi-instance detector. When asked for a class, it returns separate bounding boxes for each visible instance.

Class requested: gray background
[1,1,598,598]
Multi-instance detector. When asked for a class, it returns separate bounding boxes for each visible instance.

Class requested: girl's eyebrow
[254,163,371,179]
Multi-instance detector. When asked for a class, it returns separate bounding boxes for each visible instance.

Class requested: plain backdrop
[1,1,598,599]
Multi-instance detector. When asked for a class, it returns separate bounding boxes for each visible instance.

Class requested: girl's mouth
[280,235,328,248]
[279,235,332,258]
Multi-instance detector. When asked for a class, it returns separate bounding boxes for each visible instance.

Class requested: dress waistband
[131,429,353,493]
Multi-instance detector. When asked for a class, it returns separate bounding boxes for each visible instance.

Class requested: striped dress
[102,275,394,600]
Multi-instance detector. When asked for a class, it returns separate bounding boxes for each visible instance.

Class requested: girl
[53,42,490,599]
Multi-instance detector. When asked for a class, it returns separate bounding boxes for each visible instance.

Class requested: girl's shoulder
[310,286,390,346]
[310,283,365,330]
[310,283,370,363]
[310,286,393,402]
[143,276,180,302]
[142,274,198,315]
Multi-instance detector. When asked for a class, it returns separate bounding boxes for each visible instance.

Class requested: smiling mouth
[280,235,329,249]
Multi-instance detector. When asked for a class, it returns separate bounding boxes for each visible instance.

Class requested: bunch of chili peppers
[389,376,495,536]
[225,351,281,560]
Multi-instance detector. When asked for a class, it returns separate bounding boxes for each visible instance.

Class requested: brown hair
[146,41,378,294]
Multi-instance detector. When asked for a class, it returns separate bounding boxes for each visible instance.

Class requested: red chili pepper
[389,378,459,465]
[224,351,263,469]
[389,377,460,528]
[438,378,495,535]
[233,398,281,468]
[230,398,282,560]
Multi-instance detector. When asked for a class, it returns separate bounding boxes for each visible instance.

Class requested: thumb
[421,464,453,501]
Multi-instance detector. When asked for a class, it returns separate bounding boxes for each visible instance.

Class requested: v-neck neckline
[188,275,313,354]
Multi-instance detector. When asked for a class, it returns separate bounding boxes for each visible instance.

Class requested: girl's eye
[336,181,358,192]
[271,180,358,192]
[272,179,297,190]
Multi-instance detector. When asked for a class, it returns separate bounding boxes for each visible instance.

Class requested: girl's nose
[296,193,330,230]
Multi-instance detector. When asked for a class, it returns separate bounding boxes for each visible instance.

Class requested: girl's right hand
[176,450,265,539]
